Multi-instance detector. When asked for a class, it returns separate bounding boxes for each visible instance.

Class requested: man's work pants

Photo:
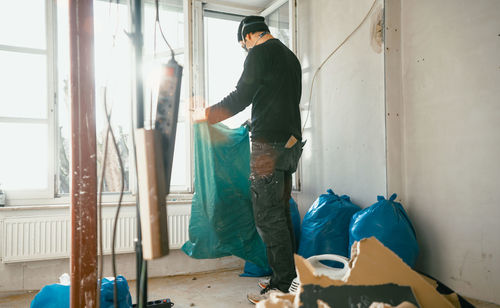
[250,140,303,292]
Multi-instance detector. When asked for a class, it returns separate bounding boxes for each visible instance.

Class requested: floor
[0,269,499,308]
[0,269,261,308]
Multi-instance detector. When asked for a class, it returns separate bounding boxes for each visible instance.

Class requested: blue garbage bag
[240,197,301,277]
[30,275,132,308]
[349,193,419,267]
[181,123,268,268]
[100,276,133,308]
[30,284,69,308]
[240,261,272,277]
[298,189,361,262]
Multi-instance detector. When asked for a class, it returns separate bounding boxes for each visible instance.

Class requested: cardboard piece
[258,237,456,308]
[256,292,294,308]
[135,129,169,260]
[296,237,454,307]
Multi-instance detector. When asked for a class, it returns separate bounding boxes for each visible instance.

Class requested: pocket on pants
[251,171,285,223]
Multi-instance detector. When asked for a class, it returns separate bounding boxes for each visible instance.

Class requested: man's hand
[192,108,207,123]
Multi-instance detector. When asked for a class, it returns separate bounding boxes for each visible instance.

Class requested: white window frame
[192,0,301,191]
[0,0,57,202]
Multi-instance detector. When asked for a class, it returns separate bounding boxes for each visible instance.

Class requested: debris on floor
[257,237,459,308]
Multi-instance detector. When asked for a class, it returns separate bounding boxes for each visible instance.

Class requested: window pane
[93,1,132,193]
[56,0,71,194]
[204,14,250,129]
[0,51,48,119]
[143,0,189,191]
[57,0,189,194]
[143,55,189,189]
[58,1,133,194]
[170,122,188,188]
[0,0,46,49]
[266,2,290,48]
[0,123,48,190]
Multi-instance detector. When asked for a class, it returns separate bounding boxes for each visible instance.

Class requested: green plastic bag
[181,123,268,268]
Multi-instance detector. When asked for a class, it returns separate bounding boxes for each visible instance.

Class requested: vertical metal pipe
[130,0,147,305]
[132,0,144,129]
[69,0,98,307]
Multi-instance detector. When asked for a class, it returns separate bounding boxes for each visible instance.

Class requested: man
[193,15,303,304]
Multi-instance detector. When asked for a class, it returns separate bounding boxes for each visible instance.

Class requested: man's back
[248,38,302,143]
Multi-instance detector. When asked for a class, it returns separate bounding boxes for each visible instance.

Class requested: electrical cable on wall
[104,96,126,308]
[155,0,175,59]
[302,0,379,132]
[96,91,126,308]
[97,89,110,308]
[151,0,176,128]
[129,84,144,306]
[96,1,129,307]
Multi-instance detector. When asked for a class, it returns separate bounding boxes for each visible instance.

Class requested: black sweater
[206,38,302,143]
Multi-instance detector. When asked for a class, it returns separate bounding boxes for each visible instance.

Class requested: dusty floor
[0,269,498,307]
[0,269,261,308]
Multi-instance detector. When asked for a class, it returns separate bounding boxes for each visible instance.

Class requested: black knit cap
[237,15,270,42]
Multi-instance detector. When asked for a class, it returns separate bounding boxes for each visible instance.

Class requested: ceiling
[203,0,278,13]
[223,0,274,9]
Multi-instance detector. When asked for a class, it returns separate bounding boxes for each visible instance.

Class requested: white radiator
[1,204,190,263]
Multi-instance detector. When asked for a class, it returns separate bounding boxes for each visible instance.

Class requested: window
[57,1,135,196]
[265,2,290,48]
[0,0,298,205]
[1,0,190,205]
[56,0,190,198]
[203,11,250,129]
[0,0,55,199]
[60,0,189,196]
[143,0,191,192]
[202,3,292,129]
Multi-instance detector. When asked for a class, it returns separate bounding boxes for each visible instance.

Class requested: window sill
[0,193,193,210]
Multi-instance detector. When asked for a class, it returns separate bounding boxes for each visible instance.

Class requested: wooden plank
[69,0,98,306]
[135,129,169,260]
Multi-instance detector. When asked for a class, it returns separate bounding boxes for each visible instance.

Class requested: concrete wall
[297,0,500,303]
[397,0,500,303]
[295,0,387,211]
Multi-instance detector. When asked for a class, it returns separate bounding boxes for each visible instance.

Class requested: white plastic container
[289,254,349,294]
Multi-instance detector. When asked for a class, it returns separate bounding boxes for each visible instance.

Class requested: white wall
[297,0,500,304]
[295,0,387,211]
[398,0,500,303]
